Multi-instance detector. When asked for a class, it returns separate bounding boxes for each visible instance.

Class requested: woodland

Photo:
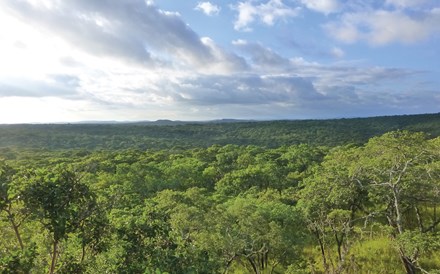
[0,113,440,273]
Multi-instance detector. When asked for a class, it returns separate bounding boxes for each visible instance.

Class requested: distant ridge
[0,112,439,150]
[7,113,439,126]
[67,118,255,125]
[66,113,439,126]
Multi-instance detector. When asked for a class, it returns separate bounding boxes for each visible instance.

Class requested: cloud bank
[0,0,438,122]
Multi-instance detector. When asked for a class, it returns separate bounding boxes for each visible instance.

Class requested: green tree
[0,162,37,273]
[300,131,440,273]
[298,145,364,273]
[198,191,306,273]
[0,162,24,250]
[356,131,440,273]
[21,165,98,274]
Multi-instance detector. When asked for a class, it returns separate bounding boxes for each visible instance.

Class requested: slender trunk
[414,206,424,232]
[335,231,347,274]
[334,232,343,262]
[6,208,23,250]
[399,252,417,274]
[81,243,86,263]
[247,256,259,274]
[314,229,328,272]
[49,240,58,274]
[264,250,268,269]
[392,222,418,274]
[391,185,420,274]
[11,219,24,250]
[392,186,404,234]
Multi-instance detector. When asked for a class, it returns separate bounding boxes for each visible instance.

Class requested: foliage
[0,244,36,274]
[0,123,440,273]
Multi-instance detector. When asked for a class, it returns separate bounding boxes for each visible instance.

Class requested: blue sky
[0,0,439,123]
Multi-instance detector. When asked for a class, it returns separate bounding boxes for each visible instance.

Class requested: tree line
[0,113,439,150]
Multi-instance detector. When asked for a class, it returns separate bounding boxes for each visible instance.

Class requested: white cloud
[325,9,440,45]
[0,0,249,115]
[301,0,340,14]
[0,0,438,122]
[0,0,252,75]
[232,2,257,31]
[0,0,214,67]
[195,2,221,16]
[232,0,300,31]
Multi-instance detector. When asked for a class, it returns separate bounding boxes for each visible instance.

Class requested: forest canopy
[0,113,440,273]
[0,112,439,151]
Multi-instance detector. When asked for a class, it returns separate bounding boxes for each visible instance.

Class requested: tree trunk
[392,186,404,234]
[81,243,86,263]
[314,228,328,272]
[264,250,268,269]
[400,252,417,274]
[414,206,424,232]
[247,256,259,274]
[49,240,58,274]
[6,207,23,250]
[391,186,419,274]
[334,232,343,262]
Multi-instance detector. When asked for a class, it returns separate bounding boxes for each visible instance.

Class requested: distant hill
[0,113,439,150]
[72,118,255,125]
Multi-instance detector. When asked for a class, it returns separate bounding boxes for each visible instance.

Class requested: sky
[0,0,439,123]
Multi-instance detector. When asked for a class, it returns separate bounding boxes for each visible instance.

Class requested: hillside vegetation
[0,113,439,273]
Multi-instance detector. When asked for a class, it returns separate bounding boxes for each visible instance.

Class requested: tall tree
[21,165,98,274]
[298,145,365,273]
[198,191,307,273]
[357,131,440,273]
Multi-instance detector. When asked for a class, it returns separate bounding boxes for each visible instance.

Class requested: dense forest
[1,113,440,273]
[0,113,439,150]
